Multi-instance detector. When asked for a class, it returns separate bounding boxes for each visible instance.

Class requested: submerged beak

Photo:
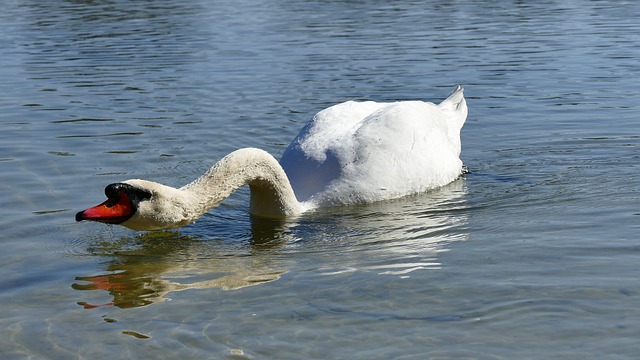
[76,188,134,224]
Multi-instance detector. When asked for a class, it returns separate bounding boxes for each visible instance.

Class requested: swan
[76,85,468,231]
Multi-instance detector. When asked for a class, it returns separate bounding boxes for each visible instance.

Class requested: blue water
[1,0,639,358]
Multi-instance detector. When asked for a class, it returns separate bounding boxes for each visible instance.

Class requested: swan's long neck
[181,148,304,218]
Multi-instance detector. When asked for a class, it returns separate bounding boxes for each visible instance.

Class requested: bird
[76,85,468,231]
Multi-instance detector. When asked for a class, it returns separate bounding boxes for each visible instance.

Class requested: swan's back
[280,86,467,207]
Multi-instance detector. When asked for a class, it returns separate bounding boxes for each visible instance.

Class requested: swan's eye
[133,188,152,202]
[104,183,151,205]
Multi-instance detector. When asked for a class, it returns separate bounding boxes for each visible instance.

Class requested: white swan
[76,85,467,231]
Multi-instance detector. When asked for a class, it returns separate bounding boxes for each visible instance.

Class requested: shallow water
[1,0,639,358]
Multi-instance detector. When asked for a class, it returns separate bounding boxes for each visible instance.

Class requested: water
[1,0,639,358]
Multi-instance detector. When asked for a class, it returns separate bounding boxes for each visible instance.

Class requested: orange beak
[76,190,134,224]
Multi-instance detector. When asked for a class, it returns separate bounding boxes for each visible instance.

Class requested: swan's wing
[280,101,387,201]
[286,101,387,162]
[317,101,463,205]
[281,87,466,205]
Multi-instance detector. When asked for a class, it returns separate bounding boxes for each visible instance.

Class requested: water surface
[1,0,639,358]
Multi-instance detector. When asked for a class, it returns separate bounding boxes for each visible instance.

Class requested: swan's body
[77,85,468,231]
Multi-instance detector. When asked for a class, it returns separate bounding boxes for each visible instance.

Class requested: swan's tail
[438,84,465,112]
[438,84,467,127]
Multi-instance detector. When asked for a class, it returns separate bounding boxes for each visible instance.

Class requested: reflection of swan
[76,86,467,230]
[73,224,290,309]
[305,178,469,277]
[74,267,284,309]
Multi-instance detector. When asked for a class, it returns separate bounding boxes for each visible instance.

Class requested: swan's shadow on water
[72,179,469,309]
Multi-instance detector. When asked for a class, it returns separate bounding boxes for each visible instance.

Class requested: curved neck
[181,148,304,218]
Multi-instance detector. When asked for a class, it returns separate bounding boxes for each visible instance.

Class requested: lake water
[1,0,639,358]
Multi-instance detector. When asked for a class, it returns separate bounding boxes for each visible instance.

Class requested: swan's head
[76,179,196,231]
